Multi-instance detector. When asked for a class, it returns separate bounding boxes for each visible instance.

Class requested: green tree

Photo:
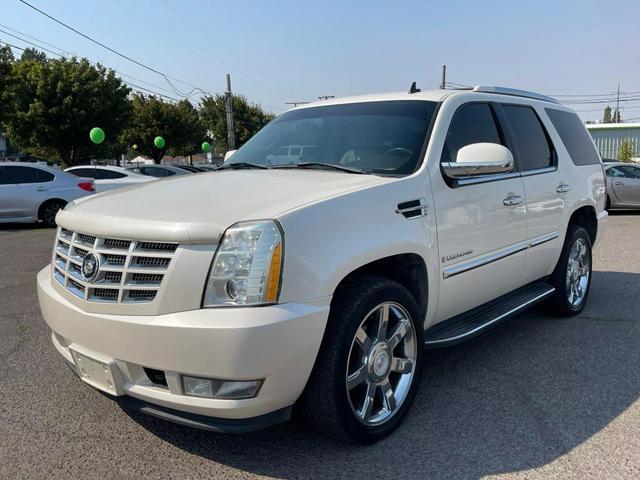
[20,48,47,63]
[613,108,622,123]
[0,45,15,124]
[120,94,207,163]
[200,94,274,155]
[617,139,634,162]
[603,105,612,123]
[1,57,131,165]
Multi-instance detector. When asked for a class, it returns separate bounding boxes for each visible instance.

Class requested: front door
[609,165,640,206]
[429,102,527,321]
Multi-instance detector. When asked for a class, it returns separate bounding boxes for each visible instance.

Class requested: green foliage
[0,45,16,124]
[613,109,622,123]
[200,94,274,155]
[603,105,612,123]
[617,139,634,162]
[120,94,207,163]
[20,48,48,63]
[0,56,131,165]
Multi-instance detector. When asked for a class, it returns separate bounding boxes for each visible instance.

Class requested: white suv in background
[37,86,607,443]
[0,162,94,226]
[65,165,153,193]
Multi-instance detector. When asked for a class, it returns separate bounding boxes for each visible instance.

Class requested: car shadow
[121,270,640,480]
[0,222,50,231]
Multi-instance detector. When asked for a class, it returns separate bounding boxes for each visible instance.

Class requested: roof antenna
[408,81,421,94]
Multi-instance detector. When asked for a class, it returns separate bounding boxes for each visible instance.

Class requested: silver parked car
[0,162,95,226]
[604,162,640,210]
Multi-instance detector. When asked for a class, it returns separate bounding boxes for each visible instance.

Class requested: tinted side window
[2,166,54,184]
[97,169,126,179]
[441,103,502,163]
[545,108,601,165]
[619,166,640,179]
[503,105,554,171]
[606,167,624,177]
[70,168,97,178]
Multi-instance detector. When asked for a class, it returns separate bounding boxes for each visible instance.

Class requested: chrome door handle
[556,183,571,193]
[503,195,523,207]
[613,181,624,186]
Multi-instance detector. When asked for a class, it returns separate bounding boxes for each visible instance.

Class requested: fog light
[182,375,262,399]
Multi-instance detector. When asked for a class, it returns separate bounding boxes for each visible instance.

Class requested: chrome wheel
[566,237,590,308]
[346,302,417,426]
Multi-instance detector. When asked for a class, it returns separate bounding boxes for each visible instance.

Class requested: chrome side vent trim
[395,198,428,219]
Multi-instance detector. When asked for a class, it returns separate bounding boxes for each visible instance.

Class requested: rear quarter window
[545,108,601,166]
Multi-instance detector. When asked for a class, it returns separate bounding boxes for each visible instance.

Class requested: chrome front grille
[52,228,177,304]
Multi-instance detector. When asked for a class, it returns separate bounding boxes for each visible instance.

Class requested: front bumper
[37,266,330,426]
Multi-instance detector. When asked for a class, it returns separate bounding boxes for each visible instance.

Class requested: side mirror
[442,143,514,179]
[223,150,237,162]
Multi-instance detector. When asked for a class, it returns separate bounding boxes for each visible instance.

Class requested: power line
[113,0,283,94]
[0,23,191,99]
[17,0,215,99]
[0,38,180,102]
[156,0,286,91]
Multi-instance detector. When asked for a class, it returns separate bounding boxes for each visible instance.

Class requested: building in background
[586,123,640,161]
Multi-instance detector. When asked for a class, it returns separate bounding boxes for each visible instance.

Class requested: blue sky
[2,0,639,120]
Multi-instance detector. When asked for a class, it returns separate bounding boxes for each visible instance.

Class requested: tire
[545,225,592,316]
[298,275,424,444]
[39,200,65,227]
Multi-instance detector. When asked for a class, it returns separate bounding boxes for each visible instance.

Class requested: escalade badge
[82,253,100,282]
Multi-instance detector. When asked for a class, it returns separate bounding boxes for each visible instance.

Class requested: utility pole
[440,64,447,89]
[318,95,335,100]
[225,74,235,149]
[616,83,621,123]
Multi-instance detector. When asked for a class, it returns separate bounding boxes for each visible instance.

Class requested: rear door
[609,165,640,205]
[498,103,564,283]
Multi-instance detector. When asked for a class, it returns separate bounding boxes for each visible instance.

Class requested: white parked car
[126,164,189,178]
[37,86,607,443]
[0,162,94,226]
[65,165,153,193]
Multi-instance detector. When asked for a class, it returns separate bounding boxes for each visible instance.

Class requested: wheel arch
[37,198,67,221]
[568,205,597,245]
[331,253,429,323]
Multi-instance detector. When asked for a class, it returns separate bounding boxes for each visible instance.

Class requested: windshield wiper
[215,162,269,170]
[272,162,369,174]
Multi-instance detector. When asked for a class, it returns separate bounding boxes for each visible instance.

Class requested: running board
[424,282,555,348]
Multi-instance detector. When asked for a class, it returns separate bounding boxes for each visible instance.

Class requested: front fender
[277,176,439,323]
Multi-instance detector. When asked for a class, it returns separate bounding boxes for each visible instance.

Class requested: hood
[56,169,392,243]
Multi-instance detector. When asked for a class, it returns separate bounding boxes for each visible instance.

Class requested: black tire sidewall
[41,201,63,227]
[549,226,593,315]
[302,276,424,444]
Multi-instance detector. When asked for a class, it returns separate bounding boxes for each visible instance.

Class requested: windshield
[228,100,438,175]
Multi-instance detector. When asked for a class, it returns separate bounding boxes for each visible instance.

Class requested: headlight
[203,220,283,307]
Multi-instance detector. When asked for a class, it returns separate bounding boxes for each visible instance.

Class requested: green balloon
[154,136,165,149]
[201,141,211,153]
[89,127,105,144]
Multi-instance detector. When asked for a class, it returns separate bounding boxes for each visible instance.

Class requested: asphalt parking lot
[1,214,640,480]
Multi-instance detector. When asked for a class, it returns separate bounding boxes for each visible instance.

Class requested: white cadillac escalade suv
[37,86,607,443]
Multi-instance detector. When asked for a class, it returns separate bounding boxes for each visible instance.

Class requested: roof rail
[472,86,559,104]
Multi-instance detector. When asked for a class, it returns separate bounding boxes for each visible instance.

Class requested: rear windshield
[545,108,601,166]
[228,101,438,175]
